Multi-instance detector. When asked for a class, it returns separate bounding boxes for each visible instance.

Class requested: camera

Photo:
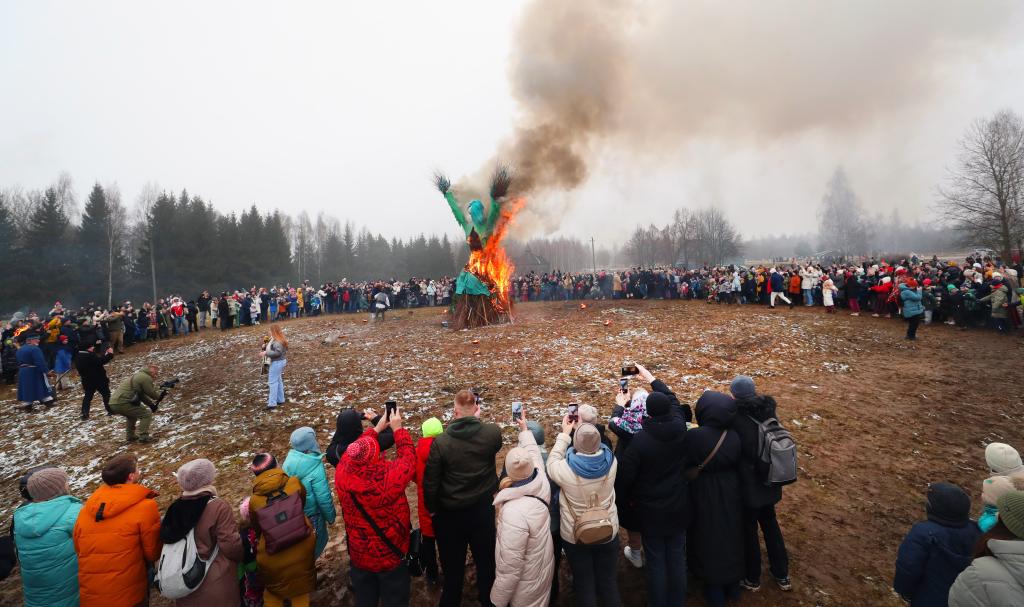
[159,378,180,390]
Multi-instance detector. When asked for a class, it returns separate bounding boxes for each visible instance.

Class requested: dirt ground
[1,299,1022,606]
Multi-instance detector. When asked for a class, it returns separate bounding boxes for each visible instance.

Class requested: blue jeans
[267,359,286,407]
[803,289,814,306]
[174,316,188,335]
[644,532,686,607]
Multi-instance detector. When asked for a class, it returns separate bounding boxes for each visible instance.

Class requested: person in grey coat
[949,490,1024,606]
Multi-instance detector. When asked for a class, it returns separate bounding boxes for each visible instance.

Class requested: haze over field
[2,0,1023,243]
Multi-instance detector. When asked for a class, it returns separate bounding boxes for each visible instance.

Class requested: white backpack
[155,526,220,599]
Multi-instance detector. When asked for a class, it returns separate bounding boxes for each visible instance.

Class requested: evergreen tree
[0,195,16,308]
[77,183,110,302]
[21,188,72,304]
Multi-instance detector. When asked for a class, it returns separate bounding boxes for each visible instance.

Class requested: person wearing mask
[160,459,244,606]
[616,364,692,607]
[491,413,554,607]
[108,362,161,443]
[13,467,82,607]
[547,420,620,607]
[336,406,415,607]
[263,325,288,410]
[74,454,162,607]
[283,427,336,559]
[325,407,395,467]
[248,453,316,607]
[893,482,980,606]
[415,417,445,584]
[685,391,745,606]
[75,341,114,420]
[423,388,503,607]
[729,375,791,593]
[948,490,1024,605]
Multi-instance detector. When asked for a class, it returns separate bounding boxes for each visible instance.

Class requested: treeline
[624,207,744,268]
[0,177,459,313]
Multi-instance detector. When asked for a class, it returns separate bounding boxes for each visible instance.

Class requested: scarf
[567,445,614,479]
[160,494,213,543]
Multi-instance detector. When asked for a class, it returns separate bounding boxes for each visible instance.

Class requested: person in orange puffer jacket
[416,417,444,584]
[73,454,161,607]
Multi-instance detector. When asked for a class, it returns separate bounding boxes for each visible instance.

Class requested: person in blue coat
[893,482,980,606]
[899,280,925,340]
[16,334,54,411]
[13,467,83,607]
[283,426,337,558]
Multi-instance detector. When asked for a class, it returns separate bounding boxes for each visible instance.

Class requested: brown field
[1,299,1021,606]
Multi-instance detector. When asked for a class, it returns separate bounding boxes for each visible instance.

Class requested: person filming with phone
[423,389,503,607]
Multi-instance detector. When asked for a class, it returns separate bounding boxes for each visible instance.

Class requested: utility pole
[590,237,597,274]
[150,234,157,304]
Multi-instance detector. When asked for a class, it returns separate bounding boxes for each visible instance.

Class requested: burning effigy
[434,165,523,329]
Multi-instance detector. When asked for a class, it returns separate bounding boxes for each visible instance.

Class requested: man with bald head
[423,389,503,607]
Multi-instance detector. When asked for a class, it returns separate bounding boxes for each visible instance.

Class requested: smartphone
[385,400,397,421]
[621,365,639,377]
[619,378,629,393]
[511,401,523,422]
[567,403,579,423]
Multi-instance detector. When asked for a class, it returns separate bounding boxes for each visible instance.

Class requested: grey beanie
[729,375,757,399]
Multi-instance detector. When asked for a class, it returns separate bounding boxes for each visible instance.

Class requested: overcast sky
[2,1,1023,247]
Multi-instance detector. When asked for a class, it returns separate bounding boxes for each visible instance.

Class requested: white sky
[2,1,1023,246]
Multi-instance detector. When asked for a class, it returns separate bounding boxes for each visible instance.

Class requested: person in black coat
[616,364,692,607]
[75,342,114,420]
[729,375,791,593]
[684,390,744,607]
[324,407,395,467]
[217,295,231,332]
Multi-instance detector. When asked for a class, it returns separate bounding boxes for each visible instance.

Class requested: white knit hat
[987,443,1024,476]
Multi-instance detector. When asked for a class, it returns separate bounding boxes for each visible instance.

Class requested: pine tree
[0,195,17,309]
[77,183,113,305]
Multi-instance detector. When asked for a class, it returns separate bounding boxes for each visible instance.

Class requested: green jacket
[422,416,502,512]
[980,284,1010,318]
[110,369,160,407]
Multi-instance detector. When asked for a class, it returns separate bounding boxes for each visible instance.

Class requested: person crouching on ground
[160,458,243,606]
[283,427,336,559]
[73,454,162,607]
[13,467,82,607]
[491,410,554,607]
[336,406,415,607]
[108,362,161,443]
[262,325,288,410]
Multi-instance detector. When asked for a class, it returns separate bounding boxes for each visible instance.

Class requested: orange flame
[465,196,525,313]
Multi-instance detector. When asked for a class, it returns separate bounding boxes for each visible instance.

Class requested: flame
[464,196,525,313]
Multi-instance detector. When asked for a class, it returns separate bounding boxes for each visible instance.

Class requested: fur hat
[729,375,756,399]
[504,447,535,482]
[983,475,1016,506]
[986,443,1024,476]
[175,459,217,496]
[27,467,69,502]
[572,423,602,455]
[289,427,321,455]
[997,492,1024,539]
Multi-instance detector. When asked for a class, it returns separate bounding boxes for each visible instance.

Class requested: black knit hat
[646,392,671,417]
[925,482,971,528]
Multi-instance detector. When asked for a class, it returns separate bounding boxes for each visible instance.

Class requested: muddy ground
[1,299,1021,606]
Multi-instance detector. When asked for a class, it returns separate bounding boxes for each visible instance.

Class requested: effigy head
[468,199,486,226]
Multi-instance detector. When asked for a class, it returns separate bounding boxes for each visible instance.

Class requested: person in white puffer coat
[490,416,554,607]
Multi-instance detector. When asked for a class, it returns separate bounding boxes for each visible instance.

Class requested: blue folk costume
[16,338,53,404]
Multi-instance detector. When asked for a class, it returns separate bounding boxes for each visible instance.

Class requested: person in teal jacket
[13,467,83,607]
[899,280,925,340]
[283,426,337,558]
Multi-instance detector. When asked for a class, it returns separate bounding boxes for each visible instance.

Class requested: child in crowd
[237,497,264,607]
[416,417,444,584]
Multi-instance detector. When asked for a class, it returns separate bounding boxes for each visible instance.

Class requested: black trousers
[743,504,789,583]
[420,534,438,579]
[433,500,496,607]
[906,314,922,339]
[350,563,410,607]
[82,383,111,418]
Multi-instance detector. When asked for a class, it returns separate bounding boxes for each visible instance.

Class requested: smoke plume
[473,0,1022,236]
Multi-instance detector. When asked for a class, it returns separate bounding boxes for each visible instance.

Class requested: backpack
[568,475,615,545]
[255,488,310,554]
[748,415,797,486]
[156,526,220,599]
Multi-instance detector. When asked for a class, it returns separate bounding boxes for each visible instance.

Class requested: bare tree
[817,167,869,257]
[134,181,161,302]
[939,109,1024,259]
[104,183,129,309]
[693,207,742,265]
[668,208,699,267]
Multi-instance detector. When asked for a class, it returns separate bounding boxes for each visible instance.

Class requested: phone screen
[567,403,579,422]
[619,378,629,393]
[385,400,397,420]
[511,401,523,421]
[621,365,639,376]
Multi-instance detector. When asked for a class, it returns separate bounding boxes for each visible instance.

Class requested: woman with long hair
[263,325,288,410]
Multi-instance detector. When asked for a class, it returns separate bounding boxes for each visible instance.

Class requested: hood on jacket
[284,448,325,478]
[567,445,614,479]
[447,416,482,440]
[335,408,363,443]
[493,466,549,507]
[252,468,290,496]
[82,483,157,522]
[695,391,737,428]
[14,495,82,538]
[641,409,688,442]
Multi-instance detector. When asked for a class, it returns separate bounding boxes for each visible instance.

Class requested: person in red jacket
[416,417,444,584]
[336,406,416,607]
[73,454,161,607]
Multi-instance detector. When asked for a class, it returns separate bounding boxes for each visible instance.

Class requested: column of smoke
[458,0,1020,238]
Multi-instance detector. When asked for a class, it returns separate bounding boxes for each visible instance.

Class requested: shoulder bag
[348,492,423,577]
[684,429,728,481]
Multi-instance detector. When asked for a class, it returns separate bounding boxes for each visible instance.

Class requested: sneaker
[850,312,859,316]
[624,545,644,568]
[775,577,792,591]
[739,579,761,592]
[871,313,879,317]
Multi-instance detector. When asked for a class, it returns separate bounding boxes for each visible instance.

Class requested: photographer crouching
[108,361,177,444]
